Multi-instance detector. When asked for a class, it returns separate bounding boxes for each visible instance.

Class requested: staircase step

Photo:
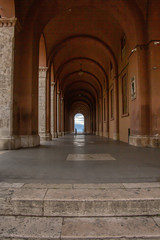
[61,216,160,240]
[0,183,160,217]
[0,216,160,240]
[0,216,62,240]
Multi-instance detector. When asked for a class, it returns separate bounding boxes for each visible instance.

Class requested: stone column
[38,66,48,141]
[0,18,21,150]
[99,97,103,136]
[53,87,58,138]
[50,82,55,139]
[113,77,119,140]
[96,101,99,135]
[102,95,109,138]
[58,92,62,136]
[61,97,65,136]
[46,71,52,141]
[57,92,59,135]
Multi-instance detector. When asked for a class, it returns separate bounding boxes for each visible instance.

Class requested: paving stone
[0,182,24,188]
[66,153,116,161]
[73,183,124,189]
[61,217,160,239]
[44,188,160,216]
[0,216,62,239]
[11,188,47,200]
[44,188,160,201]
[123,182,160,189]
[153,217,160,227]
[23,183,73,189]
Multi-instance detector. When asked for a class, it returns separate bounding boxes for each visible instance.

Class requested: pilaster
[57,91,62,136]
[38,66,49,141]
[50,82,55,139]
[0,18,21,150]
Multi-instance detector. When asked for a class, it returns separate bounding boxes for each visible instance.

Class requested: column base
[129,135,149,147]
[149,135,160,148]
[58,132,62,137]
[64,131,70,135]
[0,136,21,150]
[103,132,109,138]
[39,132,52,141]
[52,132,58,139]
[96,131,99,136]
[21,135,40,148]
[0,135,40,150]
[113,133,119,140]
[61,132,65,136]
[129,135,160,148]
[99,131,103,136]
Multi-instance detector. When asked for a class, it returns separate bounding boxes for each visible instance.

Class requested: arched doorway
[74,113,85,134]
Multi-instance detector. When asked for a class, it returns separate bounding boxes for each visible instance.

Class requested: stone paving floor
[0,134,160,183]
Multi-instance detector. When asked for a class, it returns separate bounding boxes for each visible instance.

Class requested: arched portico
[0,0,160,149]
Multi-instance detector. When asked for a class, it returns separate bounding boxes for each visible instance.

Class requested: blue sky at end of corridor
[74,113,84,125]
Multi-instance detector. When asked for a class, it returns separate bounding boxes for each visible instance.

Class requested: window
[122,74,128,115]
[131,76,136,100]
[110,89,114,119]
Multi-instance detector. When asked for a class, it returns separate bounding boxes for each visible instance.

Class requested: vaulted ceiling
[14,0,147,115]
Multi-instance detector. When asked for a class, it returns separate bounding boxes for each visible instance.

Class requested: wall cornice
[39,66,48,72]
[0,17,17,27]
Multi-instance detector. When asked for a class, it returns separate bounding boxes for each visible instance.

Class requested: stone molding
[39,66,48,72]
[0,17,17,27]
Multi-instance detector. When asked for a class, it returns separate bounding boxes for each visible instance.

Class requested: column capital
[51,82,56,86]
[39,66,48,72]
[0,17,17,27]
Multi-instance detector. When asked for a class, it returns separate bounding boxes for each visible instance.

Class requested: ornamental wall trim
[39,66,48,72]
[0,17,17,27]
[51,82,56,86]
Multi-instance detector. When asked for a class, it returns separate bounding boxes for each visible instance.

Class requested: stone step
[61,216,160,240]
[0,182,160,217]
[0,216,160,240]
